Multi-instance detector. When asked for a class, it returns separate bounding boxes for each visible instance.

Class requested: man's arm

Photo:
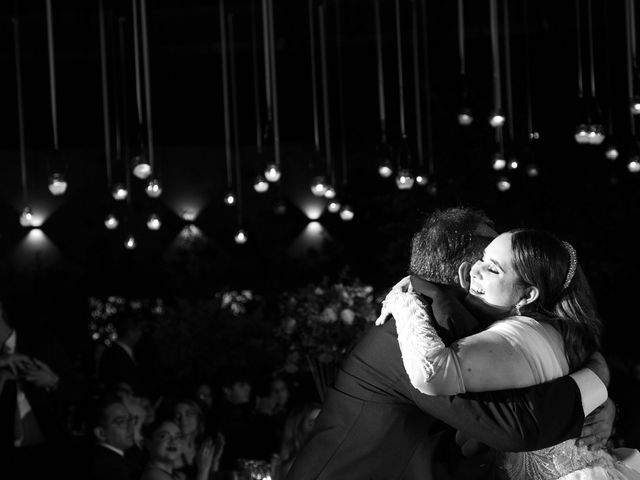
[410,374,587,452]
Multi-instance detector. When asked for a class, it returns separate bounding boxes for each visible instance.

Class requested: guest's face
[226,381,251,404]
[100,402,135,451]
[270,379,289,406]
[467,232,525,318]
[147,421,181,463]
[196,384,213,409]
[174,402,199,436]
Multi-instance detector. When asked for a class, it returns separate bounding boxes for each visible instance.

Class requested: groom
[285,207,612,480]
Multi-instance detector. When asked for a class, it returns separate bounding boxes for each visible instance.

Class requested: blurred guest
[141,418,217,480]
[97,313,147,397]
[0,298,78,479]
[88,394,141,480]
[173,398,225,479]
[274,402,321,480]
[212,369,264,471]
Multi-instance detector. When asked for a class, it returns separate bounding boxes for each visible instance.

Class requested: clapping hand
[0,353,33,377]
[21,357,59,390]
[576,398,616,451]
[196,437,215,477]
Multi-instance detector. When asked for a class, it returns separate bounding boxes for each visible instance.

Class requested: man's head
[409,207,497,286]
[92,394,136,451]
[220,369,252,405]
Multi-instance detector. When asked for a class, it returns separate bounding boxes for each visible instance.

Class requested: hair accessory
[562,241,577,289]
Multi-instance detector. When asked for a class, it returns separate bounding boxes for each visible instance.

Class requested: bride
[378,228,640,480]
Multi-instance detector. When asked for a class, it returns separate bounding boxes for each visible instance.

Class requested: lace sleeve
[385,289,540,395]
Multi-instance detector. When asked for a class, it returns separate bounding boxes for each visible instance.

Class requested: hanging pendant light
[234,228,248,244]
[224,191,236,206]
[112,183,128,200]
[146,213,161,230]
[496,176,512,191]
[253,174,269,193]
[456,0,472,126]
[19,207,33,227]
[132,154,152,179]
[489,0,504,129]
[526,164,539,177]
[145,178,162,197]
[45,0,67,196]
[125,235,137,250]
[339,204,354,221]
[457,109,473,126]
[374,0,394,178]
[327,200,341,213]
[492,152,507,171]
[377,143,394,178]
[395,169,415,190]
[264,163,281,182]
[48,172,67,195]
[323,185,336,199]
[104,213,119,230]
[605,145,619,160]
[310,175,328,196]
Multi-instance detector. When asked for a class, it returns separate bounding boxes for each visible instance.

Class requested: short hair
[90,393,126,430]
[409,207,494,285]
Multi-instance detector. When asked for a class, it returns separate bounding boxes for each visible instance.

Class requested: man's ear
[94,425,107,443]
[521,286,539,306]
[457,262,472,292]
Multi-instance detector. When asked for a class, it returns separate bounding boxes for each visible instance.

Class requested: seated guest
[274,402,321,480]
[88,394,141,480]
[141,418,217,480]
[173,398,225,480]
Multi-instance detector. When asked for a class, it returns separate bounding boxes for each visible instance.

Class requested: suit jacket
[98,343,144,395]
[285,280,585,480]
[88,445,137,480]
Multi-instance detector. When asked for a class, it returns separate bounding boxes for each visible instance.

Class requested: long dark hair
[509,229,602,371]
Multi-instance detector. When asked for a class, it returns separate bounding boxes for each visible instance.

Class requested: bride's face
[466,232,525,318]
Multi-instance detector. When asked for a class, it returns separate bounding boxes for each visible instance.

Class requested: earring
[515,303,522,316]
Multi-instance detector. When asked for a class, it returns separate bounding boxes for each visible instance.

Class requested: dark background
[0,0,638,365]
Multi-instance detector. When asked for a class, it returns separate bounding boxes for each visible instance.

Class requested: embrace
[286,207,640,480]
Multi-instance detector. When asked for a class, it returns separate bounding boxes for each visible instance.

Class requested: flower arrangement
[276,274,381,374]
[88,296,164,345]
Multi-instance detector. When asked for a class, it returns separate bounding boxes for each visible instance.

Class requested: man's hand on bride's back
[584,351,610,387]
[576,398,615,451]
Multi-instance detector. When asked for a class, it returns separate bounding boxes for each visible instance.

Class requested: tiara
[562,241,577,289]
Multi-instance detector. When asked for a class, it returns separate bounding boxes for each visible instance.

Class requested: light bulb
[529,131,540,140]
[377,159,393,178]
[112,183,128,201]
[323,185,336,199]
[526,164,539,177]
[489,111,506,127]
[492,153,507,171]
[327,200,341,213]
[415,171,428,186]
[19,207,33,227]
[48,173,68,195]
[310,176,328,197]
[587,124,605,145]
[146,214,161,230]
[253,175,269,193]
[605,146,619,161]
[395,169,414,190]
[132,155,152,179]
[496,176,511,192]
[234,229,248,244]
[125,235,137,250]
[264,163,281,182]
[224,191,236,206]
[574,124,590,144]
[104,213,119,230]
[631,99,640,115]
[145,178,162,198]
[508,158,519,170]
[457,109,473,126]
[627,158,640,173]
[339,205,354,221]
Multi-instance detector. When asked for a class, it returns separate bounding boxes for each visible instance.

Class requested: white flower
[283,317,297,334]
[340,308,355,325]
[320,307,338,323]
[314,287,325,296]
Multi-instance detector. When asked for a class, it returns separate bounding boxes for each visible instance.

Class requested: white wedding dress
[382,288,640,480]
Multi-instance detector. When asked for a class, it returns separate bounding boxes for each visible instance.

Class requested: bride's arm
[387,290,534,396]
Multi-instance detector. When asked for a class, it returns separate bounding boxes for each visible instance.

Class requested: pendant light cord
[374,0,387,144]
[45,0,59,152]
[139,0,155,172]
[99,0,113,187]
[319,2,333,176]
[219,0,233,188]
[309,0,321,152]
[13,17,28,205]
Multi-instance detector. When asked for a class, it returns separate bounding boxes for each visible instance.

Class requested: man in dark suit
[0,298,80,479]
[286,207,611,480]
[97,313,147,396]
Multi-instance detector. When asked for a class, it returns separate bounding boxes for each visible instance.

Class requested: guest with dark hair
[274,402,321,479]
[88,394,140,480]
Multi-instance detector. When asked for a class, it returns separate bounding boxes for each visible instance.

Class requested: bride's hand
[375,276,412,326]
[576,398,615,451]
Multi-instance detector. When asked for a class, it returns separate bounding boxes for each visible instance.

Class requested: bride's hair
[509,229,602,371]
